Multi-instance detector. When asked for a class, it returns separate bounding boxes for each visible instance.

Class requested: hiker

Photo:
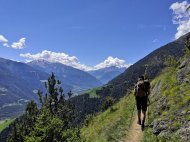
[134,75,150,130]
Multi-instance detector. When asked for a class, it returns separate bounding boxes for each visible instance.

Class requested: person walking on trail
[134,75,150,131]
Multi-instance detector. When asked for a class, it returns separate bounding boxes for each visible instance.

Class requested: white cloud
[94,56,130,70]
[0,34,10,47]
[20,50,93,71]
[0,34,8,43]
[3,43,10,47]
[20,50,131,71]
[170,1,190,39]
[0,35,26,49]
[11,37,26,49]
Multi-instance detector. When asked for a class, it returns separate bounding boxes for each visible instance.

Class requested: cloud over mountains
[20,50,131,71]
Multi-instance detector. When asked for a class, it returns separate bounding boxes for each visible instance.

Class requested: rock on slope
[144,53,190,141]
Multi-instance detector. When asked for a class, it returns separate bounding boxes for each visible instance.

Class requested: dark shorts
[136,96,148,112]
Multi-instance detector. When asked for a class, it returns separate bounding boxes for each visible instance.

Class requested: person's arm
[134,85,137,96]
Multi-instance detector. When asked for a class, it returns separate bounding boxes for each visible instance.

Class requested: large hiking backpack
[135,80,146,97]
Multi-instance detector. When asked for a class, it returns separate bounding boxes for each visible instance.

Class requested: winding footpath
[121,115,144,142]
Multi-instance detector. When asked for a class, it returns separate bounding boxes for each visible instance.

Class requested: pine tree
[7,72,79,142]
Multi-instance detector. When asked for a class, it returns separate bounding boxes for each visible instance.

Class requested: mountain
[75,33,190,141]
[88,66,126,84]
[0,58,102,120]
[107,33,190,99]
[79,51,190,141]
[27,60,103,94]
[0,58,49,119]
[70,32,190,125]
[1,33,190,142]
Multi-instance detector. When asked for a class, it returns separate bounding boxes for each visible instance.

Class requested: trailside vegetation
[80,92,136,142]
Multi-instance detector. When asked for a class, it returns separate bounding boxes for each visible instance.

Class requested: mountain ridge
[27,60,103,94]
[88,66,126,84]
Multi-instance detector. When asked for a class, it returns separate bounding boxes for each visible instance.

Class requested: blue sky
[0,0,190,70]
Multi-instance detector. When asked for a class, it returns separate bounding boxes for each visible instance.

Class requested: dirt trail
[124,115,144,142]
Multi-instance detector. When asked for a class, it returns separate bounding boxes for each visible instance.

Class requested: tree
[37,90,43,106]
[68,91,73,99]
[102,96,115,111]
[7,73,78,142]
[24,109,64,142]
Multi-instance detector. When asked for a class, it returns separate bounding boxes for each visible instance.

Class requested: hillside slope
[108,33,189,99]
[143,54,190,142]
[80,93,136,142]
[0,58,50,119]
[79,38,190,142]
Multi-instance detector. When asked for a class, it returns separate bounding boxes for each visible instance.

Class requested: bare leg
[142,111,146,123]
[141,111,146,130]
[137,110,141,125]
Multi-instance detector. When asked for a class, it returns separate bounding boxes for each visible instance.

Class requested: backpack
[135,80,146,97]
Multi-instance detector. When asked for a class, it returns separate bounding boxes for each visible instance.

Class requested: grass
[80,93,136,142]
[0,119,14,133]
[143,127,158,142]
[143,64,190,141]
